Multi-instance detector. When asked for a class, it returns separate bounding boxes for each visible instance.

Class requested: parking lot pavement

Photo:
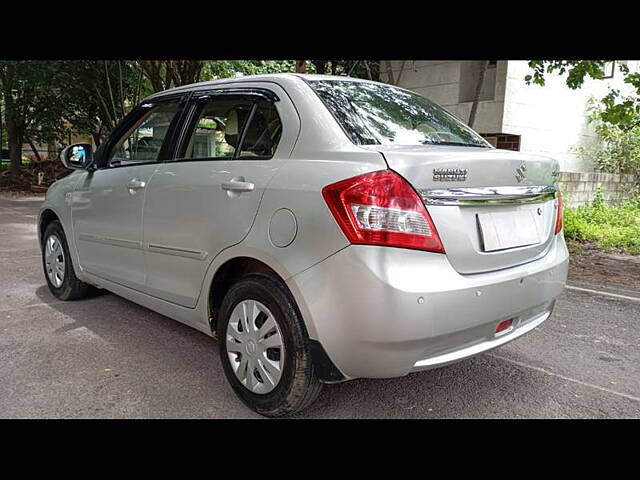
[1,194,639,419]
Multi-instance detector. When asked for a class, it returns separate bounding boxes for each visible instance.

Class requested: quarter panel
[237,153,387,339]
[240,156,386,275]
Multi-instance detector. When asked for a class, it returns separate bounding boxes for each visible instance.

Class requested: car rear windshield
[308,80,491,148]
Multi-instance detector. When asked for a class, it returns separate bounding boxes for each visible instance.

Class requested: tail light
[554,191,563,234]
[322,170,444,253]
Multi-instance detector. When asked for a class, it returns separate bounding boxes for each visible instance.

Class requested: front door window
[108,103,181,167]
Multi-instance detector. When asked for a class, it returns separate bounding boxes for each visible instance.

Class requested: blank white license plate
[477,210,542,252]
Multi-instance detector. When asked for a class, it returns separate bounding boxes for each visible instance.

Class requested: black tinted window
[238,101,282,159]
[309,80,490,148]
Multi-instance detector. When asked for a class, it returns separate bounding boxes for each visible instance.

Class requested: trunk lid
[366,145,561,274]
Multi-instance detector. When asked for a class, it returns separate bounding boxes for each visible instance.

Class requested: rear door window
[176,95,282,161]
[180,98,254,160]
[237,101,282,159]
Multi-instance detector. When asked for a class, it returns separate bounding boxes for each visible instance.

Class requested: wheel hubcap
[226,299,285,394]
[44,234,65,288]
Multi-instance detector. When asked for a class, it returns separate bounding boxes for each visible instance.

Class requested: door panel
[72,164,159,290]
[71,100,184,290]
[142,160,278,306]
[141,84,300,307]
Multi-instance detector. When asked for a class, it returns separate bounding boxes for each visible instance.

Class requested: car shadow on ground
[34,284,549,419]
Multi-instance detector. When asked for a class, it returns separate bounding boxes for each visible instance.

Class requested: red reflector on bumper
[496,318,513,334]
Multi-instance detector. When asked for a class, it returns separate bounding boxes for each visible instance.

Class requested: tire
[42,220,97,301]
[218,273,323,417]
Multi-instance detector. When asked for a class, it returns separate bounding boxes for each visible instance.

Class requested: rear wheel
[218,273,323,417]
[42,220,96,300]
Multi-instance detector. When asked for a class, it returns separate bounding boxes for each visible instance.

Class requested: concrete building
[382,60,639,172]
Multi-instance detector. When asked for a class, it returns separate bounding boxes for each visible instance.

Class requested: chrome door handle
[221,177,254,193]
[127,178,146,194]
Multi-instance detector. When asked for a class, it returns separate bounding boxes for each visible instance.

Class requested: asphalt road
[1,194,639,419]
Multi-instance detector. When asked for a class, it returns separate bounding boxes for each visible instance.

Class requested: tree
[250,60,379,80]
[0,61,70,172]
[139,60,205,93]
[56,60,146,146]
[0,59,382,175]
[295,60,307,73]
[59,60,204,145]
[310,60,351,76]
[525,60,640,131]
[382,60,407,86]
[574,99,640,175]
[333,60,381,81]
[201,60,296,80]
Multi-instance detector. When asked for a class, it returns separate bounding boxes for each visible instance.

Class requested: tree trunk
[312,61,326,75]
[295,61,307,73]
[364,61,373,80]
[384,61,395,85]
[26,137,42,163]
[468,60,490,128]
[92,130,103,149]
[139,61,165,93]
[104,61,119,125]
[0,69,23,174]
[47,141,57,162]
[5,121,23,174]
[394,61,407,85]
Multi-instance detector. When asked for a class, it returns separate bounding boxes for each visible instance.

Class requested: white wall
[503,60,638,172]
[381,60,507,134]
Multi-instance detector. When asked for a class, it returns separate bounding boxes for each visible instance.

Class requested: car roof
[143,73,388,102]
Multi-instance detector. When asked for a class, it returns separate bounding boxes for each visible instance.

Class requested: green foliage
[201,60,379,81]
[525,60,606,89]
[0,60,146,154]
[56,60,147,144]
[202,61,296,80]
[574,99,640,174]
[600,85,640,129]
[0,61,72,144]
[525,60,640,131]
[563,192,640,254]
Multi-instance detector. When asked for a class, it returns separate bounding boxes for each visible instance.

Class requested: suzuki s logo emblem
[515,163,527,183]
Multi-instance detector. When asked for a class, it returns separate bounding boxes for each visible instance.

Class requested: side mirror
[60,143,94,170]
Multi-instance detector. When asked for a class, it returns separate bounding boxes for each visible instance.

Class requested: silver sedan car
[38,74,569,416]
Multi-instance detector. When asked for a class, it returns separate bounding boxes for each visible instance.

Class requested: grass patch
[563,191,640,254]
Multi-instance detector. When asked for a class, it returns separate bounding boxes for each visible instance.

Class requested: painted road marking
[565,285,640,303]
[0,301,70,314]
[489,353,640,403]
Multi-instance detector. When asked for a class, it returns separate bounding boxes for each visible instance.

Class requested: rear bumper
[288,235,569,379]
[410,306,551,372]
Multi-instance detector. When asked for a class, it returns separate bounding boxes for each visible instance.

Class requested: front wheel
[42,220,96,300]
[218,273,323,417]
